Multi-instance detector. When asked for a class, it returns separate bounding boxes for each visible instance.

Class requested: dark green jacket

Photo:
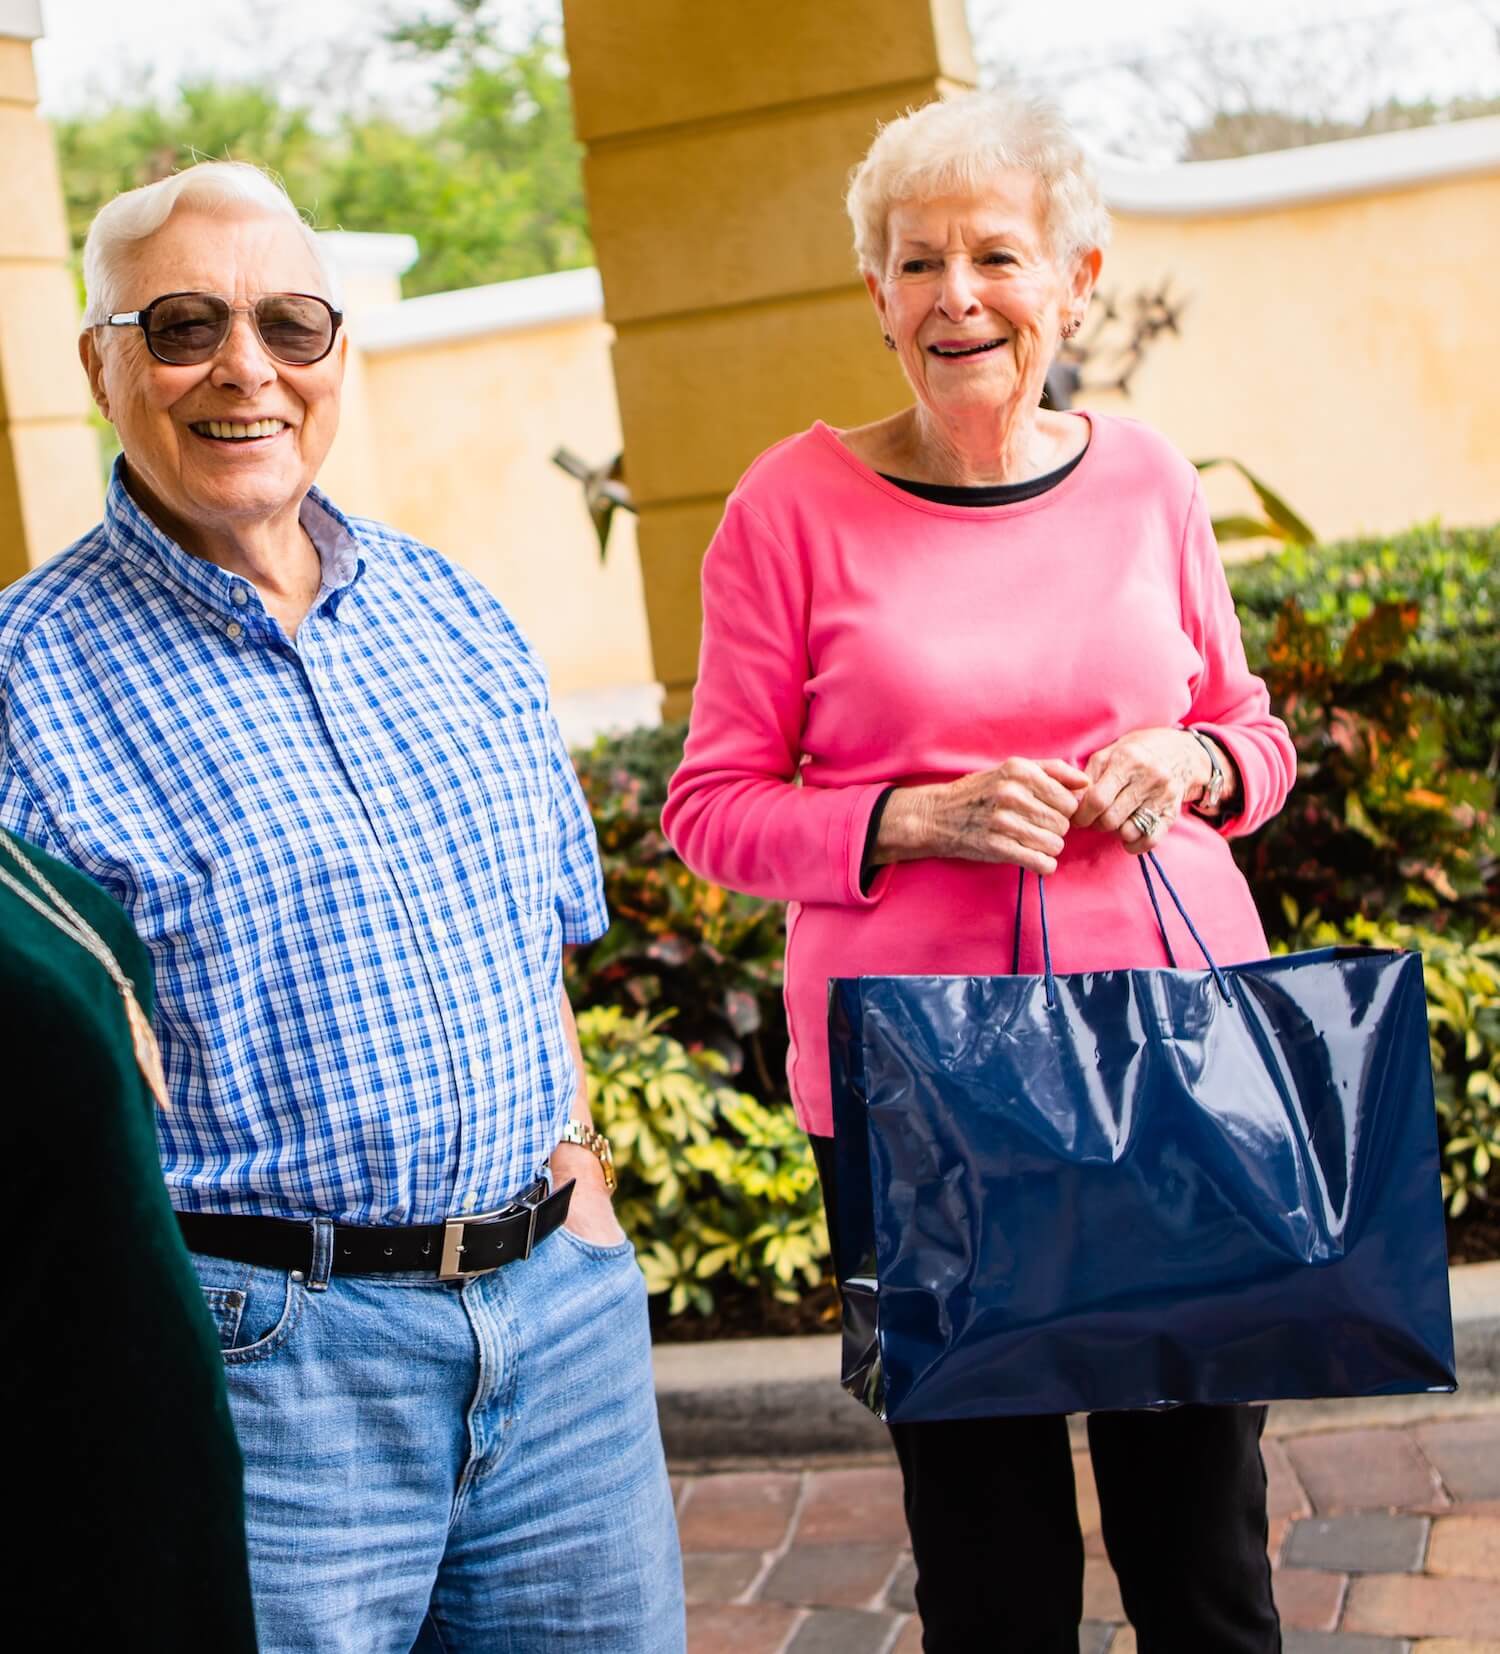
[0,832,257,1650]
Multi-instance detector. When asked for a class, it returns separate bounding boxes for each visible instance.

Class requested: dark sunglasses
[104,291,343,366]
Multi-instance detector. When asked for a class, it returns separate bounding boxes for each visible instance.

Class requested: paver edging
[654,1261,1500,1465]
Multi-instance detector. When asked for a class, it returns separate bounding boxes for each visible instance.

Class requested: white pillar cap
[0,0,42,43]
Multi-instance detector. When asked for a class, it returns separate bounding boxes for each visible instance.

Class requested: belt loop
[307,1217,334,1292]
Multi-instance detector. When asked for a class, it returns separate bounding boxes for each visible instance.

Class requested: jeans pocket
[200,1284,248,1350]
[554,1225,637,1263]
[188,1254,305,1366]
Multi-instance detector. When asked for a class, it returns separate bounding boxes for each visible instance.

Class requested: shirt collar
[102,456,368,634]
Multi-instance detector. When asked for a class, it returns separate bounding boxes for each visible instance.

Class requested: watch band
[1187,728,1225,814]
[557,1120,618,1193]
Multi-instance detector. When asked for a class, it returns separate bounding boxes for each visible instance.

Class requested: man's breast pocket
[446,709,556,923]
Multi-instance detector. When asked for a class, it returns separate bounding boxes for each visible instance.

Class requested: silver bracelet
[1186,728,1225,815]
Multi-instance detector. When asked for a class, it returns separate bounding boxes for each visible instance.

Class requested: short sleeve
[545,714,608,944]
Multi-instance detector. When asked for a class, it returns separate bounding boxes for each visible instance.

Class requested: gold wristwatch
[556,1120,617,1193]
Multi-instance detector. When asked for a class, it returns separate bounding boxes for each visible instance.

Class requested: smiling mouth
[928,339,1007,358]
[188,419,289,442]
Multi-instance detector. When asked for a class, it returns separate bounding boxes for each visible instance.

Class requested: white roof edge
[354,266,604,354]
[0,0,43,42]
[1097,115,1500,218]
[318,231,421,278]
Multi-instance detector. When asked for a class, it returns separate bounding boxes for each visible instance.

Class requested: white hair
[80,160,341,327]
[846,89,1112,276]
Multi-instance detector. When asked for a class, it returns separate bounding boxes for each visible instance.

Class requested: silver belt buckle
[437,1182,544,1280]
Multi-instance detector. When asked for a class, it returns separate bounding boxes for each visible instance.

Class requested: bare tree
[971,0,1500,161]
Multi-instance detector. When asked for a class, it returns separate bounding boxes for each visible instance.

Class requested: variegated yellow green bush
[576,1004,831,1316]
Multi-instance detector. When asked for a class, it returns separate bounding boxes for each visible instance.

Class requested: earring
[882,333,896,351]
[1062,318,1080,340]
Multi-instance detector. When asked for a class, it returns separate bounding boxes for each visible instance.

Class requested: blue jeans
[188,1215,685,1653]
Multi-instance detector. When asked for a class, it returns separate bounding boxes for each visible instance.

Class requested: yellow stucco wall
[562,0,976,716]
[347,315,654,700]
[0,32,100,581]
[1084,171,1500,538]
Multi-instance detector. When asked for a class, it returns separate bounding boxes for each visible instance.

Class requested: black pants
[810,1136,1281,1654]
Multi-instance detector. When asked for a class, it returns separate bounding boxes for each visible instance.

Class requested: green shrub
[1229,521,1500,773]
[1229,523,1500,936]
[566,723,789,1104]
[576,1004,830,1315]
[1283,912,1500,1214]
[1229,595,1500,934]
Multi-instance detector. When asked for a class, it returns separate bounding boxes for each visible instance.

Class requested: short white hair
[846,89,1111,276]
[80,160,341,327]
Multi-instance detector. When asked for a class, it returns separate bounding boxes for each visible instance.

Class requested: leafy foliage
[576,1005,829,1315]
[1230,522,1500,772]
[1196,456,1316,546]
[1285,913,1500,1217]
[51,25,591,300]
[1229,524,1500,935]
[564,723,790,1105]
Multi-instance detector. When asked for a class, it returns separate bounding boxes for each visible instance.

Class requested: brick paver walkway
[674,1409,1500,1653]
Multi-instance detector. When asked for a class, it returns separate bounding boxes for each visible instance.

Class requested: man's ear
[78,330,113,423]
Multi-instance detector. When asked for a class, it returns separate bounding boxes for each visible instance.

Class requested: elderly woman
[663,91,1295,1652]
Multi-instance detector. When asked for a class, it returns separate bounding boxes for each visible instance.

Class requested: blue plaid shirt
[0,462,608,1223]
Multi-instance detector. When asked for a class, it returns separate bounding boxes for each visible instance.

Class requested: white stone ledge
[1096,115,1500,218]
[319,231,420,280]
[354,266,604,355]
[0,0,42,43]
[554,682,663,751]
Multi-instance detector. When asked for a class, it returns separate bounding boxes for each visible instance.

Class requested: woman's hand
[1071,728,1216,854]
[875,758,1090,876]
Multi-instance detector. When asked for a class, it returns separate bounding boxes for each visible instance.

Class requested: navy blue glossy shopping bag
[828,854,1457,1421]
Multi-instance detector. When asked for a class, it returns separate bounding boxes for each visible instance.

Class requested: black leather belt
[175,1176,575,1281]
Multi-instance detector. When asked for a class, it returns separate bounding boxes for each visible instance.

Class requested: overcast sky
[33,0,1500,160]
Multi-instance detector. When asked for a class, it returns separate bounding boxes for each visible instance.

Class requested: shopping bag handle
[1013,853,1234,1008]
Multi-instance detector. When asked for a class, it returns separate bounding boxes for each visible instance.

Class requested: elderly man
[0,161,684,1654]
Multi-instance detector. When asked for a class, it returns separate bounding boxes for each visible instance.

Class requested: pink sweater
[661,413,1297,1135]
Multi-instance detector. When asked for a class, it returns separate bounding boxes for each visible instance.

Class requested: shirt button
[463,1193,477,1212]
[373,785,394,806]
[231,587,249,607]
[226,622,244,642]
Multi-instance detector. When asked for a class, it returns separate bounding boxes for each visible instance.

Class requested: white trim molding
[552,683,664,751]
[0,0,42,42]
[1097,116,1500,218]
[354,266,604,355]
[318,231,420,280]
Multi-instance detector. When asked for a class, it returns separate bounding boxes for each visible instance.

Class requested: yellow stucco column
[0,1,102,582]
[562,0,976,715]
